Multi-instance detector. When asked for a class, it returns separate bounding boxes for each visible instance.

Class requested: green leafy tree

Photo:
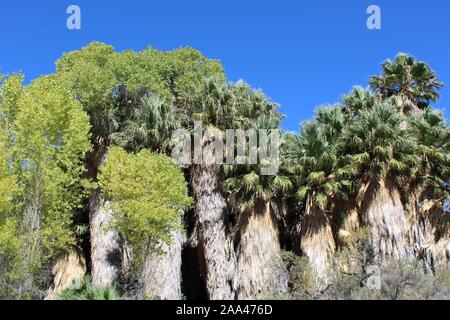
[13,76,92,254]
[0,74,24,298]
[98,146,192,266]
[0,75,91,298]
[56,42,224,288]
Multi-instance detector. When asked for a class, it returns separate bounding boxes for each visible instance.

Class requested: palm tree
[140,229,184,300]
[112,93,179,153]
[370,54,443,116]
[184,78,237,299]
[224,116,289,299]
[186,78,285,299]
[342,101,418,263]
[285,106,352,282]
[343,86,378,116]
[404,109,450,270]
[409,108,450,186]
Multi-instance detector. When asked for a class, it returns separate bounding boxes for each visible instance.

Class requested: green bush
[58,276,120,300]
[98,146,192,270]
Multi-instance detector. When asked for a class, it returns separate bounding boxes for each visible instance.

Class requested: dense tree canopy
[0,43,449,300]
[0,74,91,298]
[55,42,225,147]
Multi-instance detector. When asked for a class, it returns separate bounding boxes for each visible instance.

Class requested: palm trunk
[141,229,184,300]
[405,187,435,251]
[360,178,414,264]
[89,190,122,287]
[404,186,449,273]
[46,248,87,300]
[334,198,360,247]
[419,239,450,273]
[191,165,235,300]
[87,150,122,287]
[299,196,336,283]
[234,200,287,299]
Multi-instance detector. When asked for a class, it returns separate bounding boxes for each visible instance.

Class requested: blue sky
[1,0,449,131]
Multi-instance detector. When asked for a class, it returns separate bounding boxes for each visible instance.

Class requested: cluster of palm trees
[280,54,449,282]
[54,48,450,299]
[52,42,288,300]
[1,42,448,300]
[167,52,448,297]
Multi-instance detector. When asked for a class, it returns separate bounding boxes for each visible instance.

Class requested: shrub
[58,276,120,300]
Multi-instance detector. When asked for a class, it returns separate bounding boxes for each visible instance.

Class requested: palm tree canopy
[409,108,450,186]
[342,102,418,184]
[284,106,353,208]
[370,53,443,111]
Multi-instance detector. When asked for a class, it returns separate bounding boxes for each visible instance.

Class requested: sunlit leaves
[13,76,92,253]
[98,147,192,254]
[56,42,225,147]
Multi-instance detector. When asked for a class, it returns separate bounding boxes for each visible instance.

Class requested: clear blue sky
[1,0,449,131]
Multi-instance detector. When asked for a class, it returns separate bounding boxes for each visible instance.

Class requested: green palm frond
[315,192,328,207]
[242,171,260,192]
[271,175,293,193]
[296,185,311,199]
[370,53,443,110]
[58,276,120,300]
[307,171,326,184]
[323,181,341,194]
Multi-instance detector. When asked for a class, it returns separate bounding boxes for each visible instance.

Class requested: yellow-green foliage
[0,73,91,288]
[98,147,192,253]
[0,128,16,215]
[13,76,92,254]
[0,131,20,277]
[0,74,24,295]
[55,42,224,125]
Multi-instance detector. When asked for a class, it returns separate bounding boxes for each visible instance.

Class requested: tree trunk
[141,229,184,300]
[191,165,235,300]
[87,150,122,287]
[403,186,450,273]
[419,239,450,273]
[299,196,336,283]
[333,198,360,247]
[89,190,122,287]
[360,178,414,264]
[234,200,287,299]
[19,176,43,297]
[46,248,87,300]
